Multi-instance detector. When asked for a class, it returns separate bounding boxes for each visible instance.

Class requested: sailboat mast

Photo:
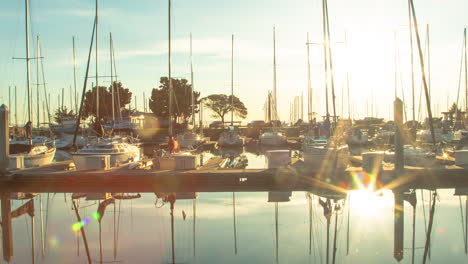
[15,86,18,126]
[465,27,467,112]
[408,0,436,145]
[324,0,337,126]
[36,35,40,128]
[25,0,32,143]
[321,0,330,124]
[273,27,277,123]
[306,33,312,122]
[408,0,416,124]
[190,33,195,130]
[110,32,115,121]
[73,36,78,113]
[95,0,99,121]
[168,0,173,135]
[231,34,234,126]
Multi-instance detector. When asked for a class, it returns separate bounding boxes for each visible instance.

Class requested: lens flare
[49,236,59,248]
[93,212,101,220]
[71,217,91,231]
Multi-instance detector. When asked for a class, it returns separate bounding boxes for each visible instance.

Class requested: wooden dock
[0,156,467,193]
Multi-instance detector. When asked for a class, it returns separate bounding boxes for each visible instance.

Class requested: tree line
[54,77,248,124]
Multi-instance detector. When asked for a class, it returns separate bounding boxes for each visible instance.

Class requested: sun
[348,189,394,217]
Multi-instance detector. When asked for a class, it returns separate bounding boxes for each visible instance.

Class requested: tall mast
[36,35,40,128]
[25,0,32,144]
[73,36,78,114]
[110,32,115,120]
[408,0,416,124]
[190,33,195,130]
[273,27,277,124]
[346,32,351,121]
[95,0,99,121]
[465,27,467,112]
[321,0,330,125]
[168,0,173,135]
[306,33,312,122]
[324,0,337,126]
[15,86,18,126]
[408,0,436,146]
[231,34,234,127]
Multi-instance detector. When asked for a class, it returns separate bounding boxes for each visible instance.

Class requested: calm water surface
[4,189,468,263]
[7,148,468,263]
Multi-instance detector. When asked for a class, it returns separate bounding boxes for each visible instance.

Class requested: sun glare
[348,189,393,217]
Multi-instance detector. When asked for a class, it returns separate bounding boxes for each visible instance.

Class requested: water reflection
[1,190,468,263]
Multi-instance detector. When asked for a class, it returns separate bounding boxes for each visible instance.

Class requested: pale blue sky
[1,0,467,124]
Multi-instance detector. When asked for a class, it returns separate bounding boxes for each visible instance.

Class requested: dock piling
[0,105,9,174]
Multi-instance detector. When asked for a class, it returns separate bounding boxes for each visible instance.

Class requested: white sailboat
[71,0,141,170]
[176,34,205,149]
[218,34,244,148]
[302,0,349,173]
[259,27,287,147]
[9,0,56,168]
[72,137,140,169]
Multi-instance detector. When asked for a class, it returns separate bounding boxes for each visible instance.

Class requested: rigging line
[39,38,51,124]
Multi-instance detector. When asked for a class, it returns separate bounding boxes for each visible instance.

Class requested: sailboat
[302,0,348,173]
[218,34,244,148]
[71,0,141,170]
[177,34,205,149]
[9,0,56,168]
[259,27,287,147]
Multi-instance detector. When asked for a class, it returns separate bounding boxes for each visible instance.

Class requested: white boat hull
[259,134,287,146]
[9,148,56,168]
[72,151,140,170]
[303,145,348,172]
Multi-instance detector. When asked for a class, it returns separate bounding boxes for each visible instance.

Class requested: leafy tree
[54,107,76,124]
[204,94,248,123]
[149,77,200,122]
[82,81,132,121]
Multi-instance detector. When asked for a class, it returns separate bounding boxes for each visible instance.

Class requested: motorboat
[259,131,287,146]
[72,137,141,170]
[218,130,243,147]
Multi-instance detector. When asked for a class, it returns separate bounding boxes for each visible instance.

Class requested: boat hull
[72,151,140,170]
[9,147,56,168]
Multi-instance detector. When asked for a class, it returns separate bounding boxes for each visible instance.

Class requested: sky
[1,0,468,125]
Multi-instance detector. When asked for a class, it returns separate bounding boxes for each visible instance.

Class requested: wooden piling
[0,105,9,174]
[394,98,404,174]
[1,193,13,262]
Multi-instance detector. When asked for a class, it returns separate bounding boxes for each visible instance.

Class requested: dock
[0,156,467,193]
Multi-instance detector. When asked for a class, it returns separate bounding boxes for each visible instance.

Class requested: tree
[149,77,200,122]
[54,107,76,124]
[204,94,247,123]
[82,81,132,121]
